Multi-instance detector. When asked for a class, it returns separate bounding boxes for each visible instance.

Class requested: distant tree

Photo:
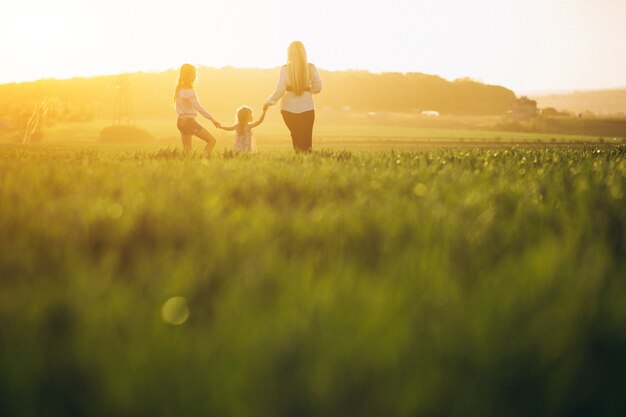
[541,107,560,117]
[511,96,538,120]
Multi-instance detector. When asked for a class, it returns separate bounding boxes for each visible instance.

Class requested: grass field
[1,143,625,417]
[4,118,622,149]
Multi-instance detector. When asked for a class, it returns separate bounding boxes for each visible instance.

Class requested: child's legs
[195,128,216,153]
[177,118,197,152]
[180,135,192,151]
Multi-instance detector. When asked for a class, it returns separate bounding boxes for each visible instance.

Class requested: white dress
[233,127,257,153]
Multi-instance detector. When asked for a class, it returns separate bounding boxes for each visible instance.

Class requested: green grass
[1,145,625,417]
[5,118,617,149]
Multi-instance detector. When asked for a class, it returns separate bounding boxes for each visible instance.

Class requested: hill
[532,88,626,116]
[0,67,516,124]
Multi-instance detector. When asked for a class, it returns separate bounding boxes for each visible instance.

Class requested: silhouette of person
[264,41,323,152]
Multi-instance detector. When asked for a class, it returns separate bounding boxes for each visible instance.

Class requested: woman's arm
[310,64,322,94]
[249,109,267,128]
[264,67,287,110]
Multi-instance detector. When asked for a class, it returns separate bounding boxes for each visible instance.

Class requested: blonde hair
[287,41,310,96]
[174,63,196,101]
[236,106,253,127]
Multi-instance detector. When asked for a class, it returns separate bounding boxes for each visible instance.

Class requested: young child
[174,63,220,152]
[218,106,266,153]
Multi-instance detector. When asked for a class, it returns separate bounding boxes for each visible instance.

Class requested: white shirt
[265,64,323,114]
[176,88,213,120]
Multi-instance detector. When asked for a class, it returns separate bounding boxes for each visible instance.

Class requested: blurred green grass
[0,145,625,417]
[4,119,613,149]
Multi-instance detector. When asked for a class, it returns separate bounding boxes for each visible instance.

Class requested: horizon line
[1,65,625,97]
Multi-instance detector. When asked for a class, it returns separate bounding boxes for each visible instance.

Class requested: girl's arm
[263,67,287,110]
[249,109,267,128]
[188,90,219,124]
[218,124,238,131]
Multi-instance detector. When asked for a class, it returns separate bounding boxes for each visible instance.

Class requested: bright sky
[1,0,625,93]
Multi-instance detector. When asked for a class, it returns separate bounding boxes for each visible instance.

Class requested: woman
[264,41,323,152]
[174,63,220,153]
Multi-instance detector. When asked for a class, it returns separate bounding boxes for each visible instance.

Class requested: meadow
[21,118,623,149]
[1,142,625,417]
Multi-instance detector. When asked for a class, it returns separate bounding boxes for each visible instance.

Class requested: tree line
[0,67,517,127]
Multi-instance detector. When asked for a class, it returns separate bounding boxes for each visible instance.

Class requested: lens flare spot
[161,297,190,326]
[413,183,428,197]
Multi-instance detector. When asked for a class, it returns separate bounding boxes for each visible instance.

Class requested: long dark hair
[174,64,196,101]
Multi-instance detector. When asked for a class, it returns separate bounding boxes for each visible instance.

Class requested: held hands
[212,120,222,129]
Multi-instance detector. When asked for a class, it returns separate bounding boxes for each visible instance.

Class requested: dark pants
[281,110,315,152]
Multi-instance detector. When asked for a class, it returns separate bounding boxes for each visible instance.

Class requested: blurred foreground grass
[1,145,625,417]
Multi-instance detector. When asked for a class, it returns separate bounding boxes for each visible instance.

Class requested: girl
[218,106,267,153]
[174,63,220,152]
[263,41,322,152]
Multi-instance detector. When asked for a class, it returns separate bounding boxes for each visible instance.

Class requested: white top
[176,88,213,120]
[265,64,323,114]
[233,128,257,153]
